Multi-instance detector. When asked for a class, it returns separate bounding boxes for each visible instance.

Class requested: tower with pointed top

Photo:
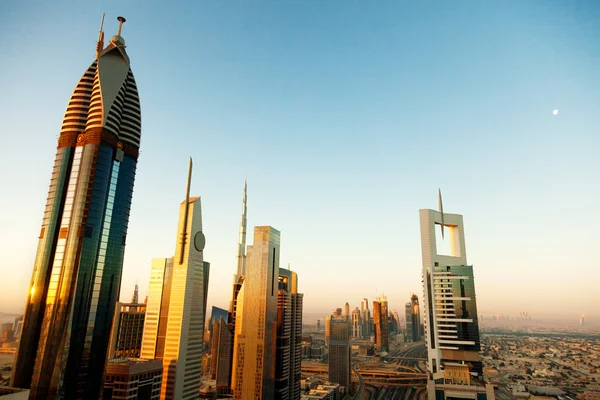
[235,181,248,280]
[140,158,210,400]
[12,16,142,399]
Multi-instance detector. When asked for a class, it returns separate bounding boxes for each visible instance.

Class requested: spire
[117,16,126,36]
[132,284,139,303]
[234,179,248,280]
[95,13,105,59]
[179,158,193,265]
[438,188,445,239]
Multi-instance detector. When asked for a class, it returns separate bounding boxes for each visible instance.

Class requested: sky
[1,1,599,321]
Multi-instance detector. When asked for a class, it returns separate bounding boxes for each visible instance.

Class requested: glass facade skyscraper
[12,17,141,400]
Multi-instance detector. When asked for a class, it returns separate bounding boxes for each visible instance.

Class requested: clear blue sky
[1,1,599,321]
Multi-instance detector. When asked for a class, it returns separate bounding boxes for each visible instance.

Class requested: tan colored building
[231,226,280,399]
[103,358,162,400]
[140,160,210,400]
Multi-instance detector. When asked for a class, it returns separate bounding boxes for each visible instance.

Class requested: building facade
[420,194,493,399]
[107,302,146,359]
[373,296,389,353]
[140,160,210,400]
[231,226,280,399]
[12,17,142,399]
[275,268,303,400]
[327,317,351,392]
[103,358,162,400]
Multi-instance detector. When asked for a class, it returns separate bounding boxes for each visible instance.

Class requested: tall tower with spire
[140,158,210,400]
[235,180,248,280]
[12,15,142,400]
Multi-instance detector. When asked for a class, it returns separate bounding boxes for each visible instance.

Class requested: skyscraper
[405,302,413,341]
[209,315,233,394]
[373,296,389,353]
[344,302,350,317]
[231,226,280,399]
[420,192,493,398]
[351,307,361,338]
[328,317,351,392]
[360,299,371,338]
[140,159,210,400]
[275,268,303,400]
[12,16,142,399]
[406,294,421,342]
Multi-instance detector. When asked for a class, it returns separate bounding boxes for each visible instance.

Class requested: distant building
[360,299,371,338]
[328,317,351,392]
[373,296,389,352]
[103,358,162,400]
[405,294,420,342]
[351,308,361,338]
[343,303,350,317]
[580,314,585,326]
[107,302,146,359]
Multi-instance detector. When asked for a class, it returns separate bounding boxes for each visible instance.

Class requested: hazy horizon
[1,2,599,320]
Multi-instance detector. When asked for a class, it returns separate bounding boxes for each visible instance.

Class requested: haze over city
[1,0,599,322]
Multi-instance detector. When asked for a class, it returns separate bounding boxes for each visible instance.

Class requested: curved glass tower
[12,16,141,400]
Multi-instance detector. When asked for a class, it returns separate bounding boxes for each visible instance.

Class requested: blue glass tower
[12,16,142,399]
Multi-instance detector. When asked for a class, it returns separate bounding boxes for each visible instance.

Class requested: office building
[327,317,351,392]
[210,317,233,394]
[351,308,361,338]
[231,226,280,399]
[420,192,493,399]
[12,16,142,399]
[343,303,349,317]
[140,159,210,400]
[405,294,421,342]
[373,296,389,353]
[405,302,413,341]
[103,358,162,400]
[360,299,371,338]
[275,268,303,400]
[107,301,146,359]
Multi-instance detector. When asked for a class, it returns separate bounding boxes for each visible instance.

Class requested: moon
[553,109,559,115]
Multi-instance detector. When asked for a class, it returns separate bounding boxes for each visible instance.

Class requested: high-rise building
[213,182,249,395]
[344,303,350,317]
[140,159,210,400]
[107,301,146,359]
[103,358,163,400]
[12,16,142,400]
[405,302,413,341]
[328,317,351,392]
[360,299,371,338]
[325,316,331,345]
[210,316,233,394]
[373,296,389,353]
[275,268,303,400]
[405,294,421,342]
[420,192,494,399]
[351,307,361,338]
[231,226,280,399]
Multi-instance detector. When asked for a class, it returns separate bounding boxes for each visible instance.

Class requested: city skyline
[2,2,600,321]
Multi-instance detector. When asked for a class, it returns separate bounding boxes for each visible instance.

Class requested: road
[351,361,365,400]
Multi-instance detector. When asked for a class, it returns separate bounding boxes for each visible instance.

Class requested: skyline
[1,1,600,320]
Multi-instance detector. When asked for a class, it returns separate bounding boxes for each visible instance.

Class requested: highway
[351,361,365,400]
